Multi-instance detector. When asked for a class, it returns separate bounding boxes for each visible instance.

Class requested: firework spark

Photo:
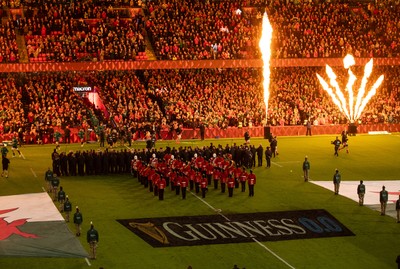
[317,54,384,121]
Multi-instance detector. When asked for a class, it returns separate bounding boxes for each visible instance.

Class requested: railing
[1,57,400,72]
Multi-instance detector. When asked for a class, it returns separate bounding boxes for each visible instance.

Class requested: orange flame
[259,12,273,123]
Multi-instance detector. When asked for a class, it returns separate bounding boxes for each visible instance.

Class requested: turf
[1,133,400,269]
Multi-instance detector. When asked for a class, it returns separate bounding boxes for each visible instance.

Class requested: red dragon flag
[0,192,88,258]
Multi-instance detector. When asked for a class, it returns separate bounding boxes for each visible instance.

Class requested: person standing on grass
[256,144,263,167]
[87,221,99,260]
[247,170,256,197]
[265,146,272,168]
[44,167,54,192]
[227,175,235,197]
[238,167,247,192]
[180,175,189,200]
[1,156,10,178]
[64,195,72,222]
[306,120,312,136]
[58,186,66,212]
[302,156,310,182]
[333,169,341,195]
[158,176,166,200]
[396,196,400,223]
[51,175,60,201]
[380,186,388,216]
[200,177,208,198]
[357,180,366,206]
[74,206,83,236]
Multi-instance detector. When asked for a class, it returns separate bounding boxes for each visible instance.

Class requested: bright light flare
[343,54,355,69]
[355,74,384,120]
[354,59,373,118]
[317,54,384,122]
[344,55,356,120]
[259,12,273,123]
[324,65,350,119]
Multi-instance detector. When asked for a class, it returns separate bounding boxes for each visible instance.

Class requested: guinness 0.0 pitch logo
[117,209,354,248]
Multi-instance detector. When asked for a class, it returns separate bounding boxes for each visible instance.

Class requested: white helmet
[194,153,198,158]
[134,155,138,160]
[213,153,216,158]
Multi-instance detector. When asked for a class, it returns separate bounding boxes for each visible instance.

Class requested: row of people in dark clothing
[51,148,133,176]
[50,139,279,178]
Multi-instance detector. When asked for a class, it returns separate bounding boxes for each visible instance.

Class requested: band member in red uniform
[234,165,242,189]
[247,170,256,197]
[188,168,195,191]
[206,161,214,185]
[200,177,208,198]
[150,153,158,168]
[158,176,166,200]
[180,175,189,199]
[227,175,235,197]
[148,168,156,192]
[152,172,160,197]
[174,173,181,196]
[213,168,220,190]
[220,170,228,193]
[194,171,202,194]
[169,169,177,191]
[240,168,248,192]
[131,155,141,179]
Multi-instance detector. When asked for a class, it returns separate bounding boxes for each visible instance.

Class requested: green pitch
[1,134,400,269]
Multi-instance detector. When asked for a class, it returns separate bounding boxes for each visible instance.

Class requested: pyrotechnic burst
[259,12,273,123]
[316,54,384,122]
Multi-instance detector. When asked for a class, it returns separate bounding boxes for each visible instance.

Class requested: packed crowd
[267,0,400,58]
[19,0,146,62]
[0,19,19,63]
[142,0,400,60]
[144,0,259,60]
[0,0,400,62]
[92,70,164,134]
[143,69,265,128]
[0,72,101,142]
[1,66,400,139]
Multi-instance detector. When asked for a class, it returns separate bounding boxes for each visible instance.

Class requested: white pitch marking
[190,191,296,268]
[30,167,37,178]
[252,238,296,269]
[85,258,92,266]
[272,162,283,167]
[189,191,230,221]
